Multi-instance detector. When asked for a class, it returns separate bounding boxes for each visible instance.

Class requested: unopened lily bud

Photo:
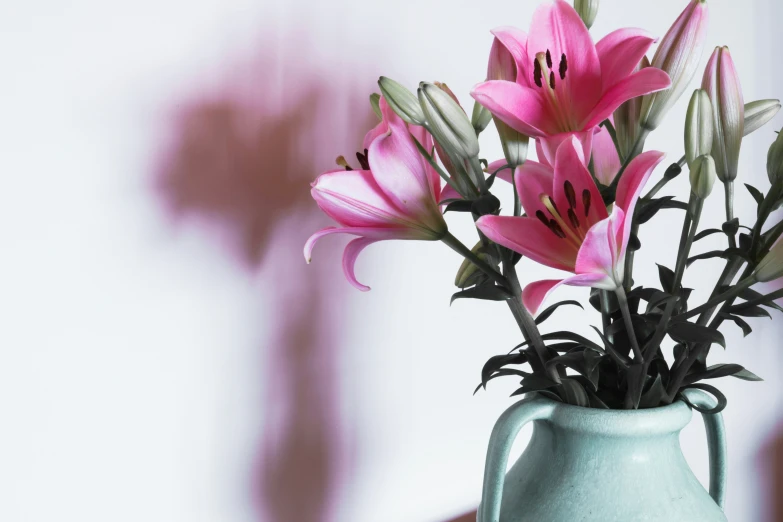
[743,99,781,136]
[574,0,599,29]
[378,76,426,126]
[685,89,713,166]
[471,101,492,133]
[486,36,528,167]
[369,93,382,120]
[754,238,783,283]
[455,242,495,288]
[432,82,464,177]
[419,82,480,159]
[767,127,783,185]
[639,0,708,130]
[689,154,716,199]
[702,46,744,182]
[614,56,650,159]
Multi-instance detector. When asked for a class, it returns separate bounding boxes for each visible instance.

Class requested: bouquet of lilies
[305,0,783,411]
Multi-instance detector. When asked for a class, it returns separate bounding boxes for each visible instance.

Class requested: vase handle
[681,388,727,509]
[477,396,555,522]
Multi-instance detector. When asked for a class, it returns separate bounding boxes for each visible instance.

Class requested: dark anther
[533,59,543,88]
[549,71,556,90]
[356,149,370,170]
[564,180,576,209]
[546,49,552,69]
[535,210,550,227]
[568,208,580,229]
[559,53,567,80]
[582,189,591,217]
[550,220,567,238]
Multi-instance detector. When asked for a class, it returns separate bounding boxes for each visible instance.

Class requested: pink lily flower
[304,98,447,291]
[470,0,671,166]
[476,137,664,314]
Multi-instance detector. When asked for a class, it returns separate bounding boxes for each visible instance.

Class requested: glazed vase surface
[477,390,727,522]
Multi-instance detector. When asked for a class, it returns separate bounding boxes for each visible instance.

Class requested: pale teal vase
[478,389,727,522]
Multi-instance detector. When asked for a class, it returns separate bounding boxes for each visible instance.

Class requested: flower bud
[378,76,426,126]
[369,93,382,120]
[754,238,783,283]
[455,242,496,288]
[419,82,480,159]
[767,126,783,185]
[743,99,781,136]
[684,89,713,166]
[471,101,492,133]
[702,46,744,182]
[432,82,464,177]
[486,36,528,167]
[689,154,716,199]
[639,0,708,130]
[614,56,650,159]
[574,0,599,29]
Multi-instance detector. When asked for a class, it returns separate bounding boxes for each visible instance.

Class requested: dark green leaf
[625,363,646,409]
[546,350,603,390]
[657,264,675,293]
[667,322,726,348]
[694,228,724,242]
[719,313,752,337]
[637,196,688,224]
[535,300,584,324]
[558,378,590,407]
[686,248,751,266]
[471,194,501,216]
[451,285,513,305]
[678,383,728,414]
[443,200,474,213]
[723,217,740,236]
[590,326,630,367]
[479,352,528,390]
[726,305,771,319]
[514,331,605,354]
[684,363,763,385]
[745,183,764,207]
[639,373,666,409]
[738,288,783,313]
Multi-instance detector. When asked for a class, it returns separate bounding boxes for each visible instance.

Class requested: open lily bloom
[304,98,446,291]
[471,0,671,165]
[476,137,664,313]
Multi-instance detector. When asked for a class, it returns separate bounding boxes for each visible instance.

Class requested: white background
[1,0,781,521]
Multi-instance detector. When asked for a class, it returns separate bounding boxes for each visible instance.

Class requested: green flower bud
[471,100,492,134]
[418,82,480,159]
[369,93,382,120]
[455,242,496,288]
[614,56,649,159]
[767,127,783,185]
[689,154,717,200]
[684,89,713,166]
[754,238,783,283]
[378,76,426,125]
[497,123,529,168]
[743,99,781,136]
[574,0,599,29]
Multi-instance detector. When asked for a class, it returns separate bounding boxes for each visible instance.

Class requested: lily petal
[582,67,672,129]
[514,160,555,217]
[538,130,594,169]
[343,237,380,291]
[522,272,613,314]
[490,27,529,82]
[592,126,621,186]
[575,207,626,286]
[596,28,657,91]
[471,80,551,136]
[527,0,603,119]
[476,215,578,271]
[614,150,665,250]
[311,169,405,228]
[304,226,412,264]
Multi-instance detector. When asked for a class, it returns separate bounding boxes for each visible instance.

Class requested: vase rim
[529,393,693,436]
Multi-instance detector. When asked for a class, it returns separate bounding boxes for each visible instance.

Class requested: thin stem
[600,290,613,343]
[440,232,505,286]
[673,276,756,321]
[672,195,702,291]
[724,181,737,249]
[615,286,643,363]
[695,257,745,326]
[623,224,639,291]
[642,155,686,200]
[728,287,783,313]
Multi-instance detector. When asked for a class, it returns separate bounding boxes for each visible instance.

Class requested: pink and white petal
[369,108,440,222]
[304,226,412,263]
[595,28,657,91]
[591,126,621,186]
[527,0,602,119]
[471,80,551,136]
[522,272,612,315]
[312,169,406,228]
[537,130,593,167]
[574,207,626,288]
[476,215,578,271]
[490,26,530,84]
[614,150,665,248]
[342,237,381,291]
[514,160,555,217]
[534,139,551,166]
[552,136,608,227]
[582,67,672,129]
[409,124,442,197]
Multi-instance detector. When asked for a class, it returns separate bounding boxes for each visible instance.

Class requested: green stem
[673,276,756,321]
[615,286,643,363]
[440,232,506,286]
[728,287,783,313]
[672,195,702,291]
[600,290,613,343]
[724,181,737,250]
[623,224,639,291]
[642,155,686,200]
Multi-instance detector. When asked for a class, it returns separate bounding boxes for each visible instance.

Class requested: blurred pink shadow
[153,38,375,522]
